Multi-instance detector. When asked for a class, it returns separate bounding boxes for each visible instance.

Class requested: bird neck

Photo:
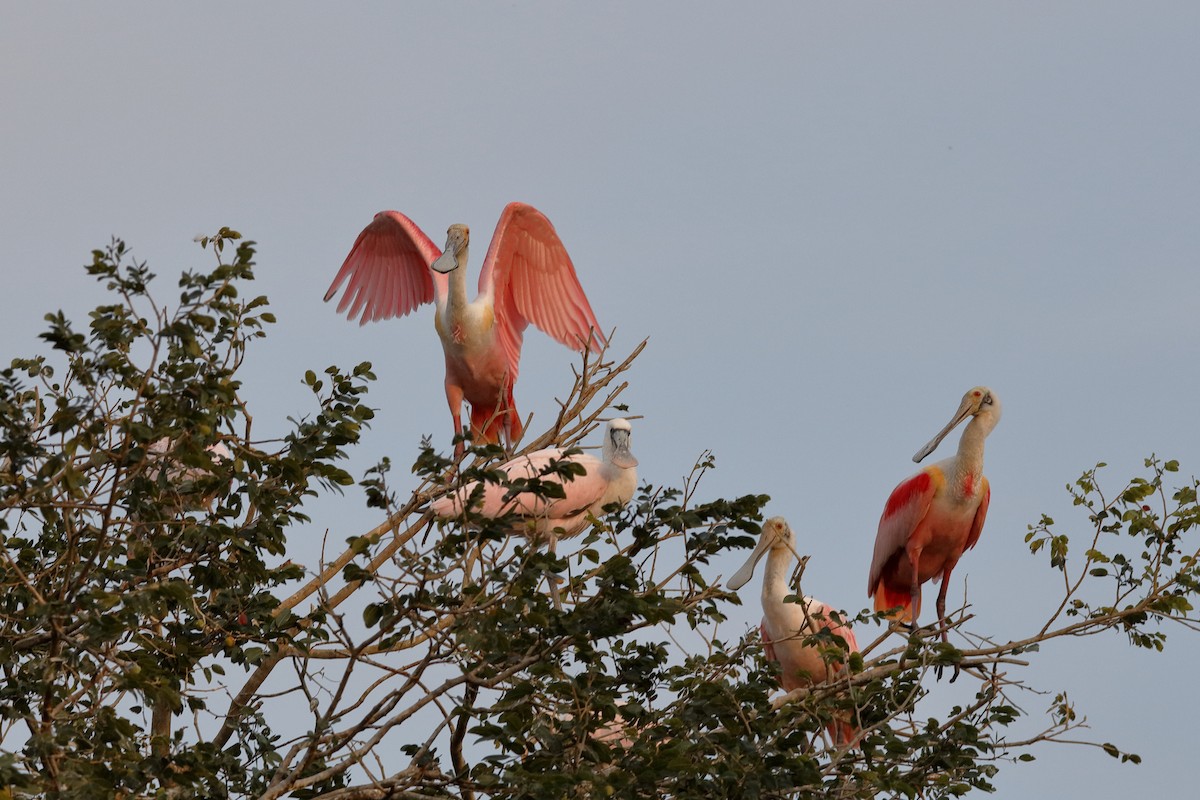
[444,250,470,317]
[953,414,991,484]
[760,549,793,605]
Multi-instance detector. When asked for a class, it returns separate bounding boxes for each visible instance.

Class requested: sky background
[3,3,1199,796]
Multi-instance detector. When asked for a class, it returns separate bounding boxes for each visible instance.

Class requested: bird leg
[908,549,922,633]
[501,383,522,451]
[547,534,564,611]
[446,384,466,459]
[934,572,961,682]
[935,577,950,644]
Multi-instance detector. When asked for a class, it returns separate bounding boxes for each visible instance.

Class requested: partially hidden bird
[430,418,638,550]
[728,516,859,745]
[324,202,607,456]
[867,386,1001,642]
[145,437,232,511]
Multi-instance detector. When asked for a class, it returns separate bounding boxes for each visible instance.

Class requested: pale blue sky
[3,4,1199,795]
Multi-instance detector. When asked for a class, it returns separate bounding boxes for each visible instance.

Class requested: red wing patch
[883,471,933,518]
[872,579,916,623]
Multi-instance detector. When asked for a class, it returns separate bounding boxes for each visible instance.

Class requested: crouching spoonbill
[431,418,638,549]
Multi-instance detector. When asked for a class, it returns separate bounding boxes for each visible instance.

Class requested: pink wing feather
[808,598,859,654]
[794,597,859,653]
[324,211,445,325]
[765,597,860,747]
[867,469,937,598]
[478,203,607,384]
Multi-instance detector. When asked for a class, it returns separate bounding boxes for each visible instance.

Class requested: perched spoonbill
[430,418,638,548]
[867,387,1001,642]
[324,202,606,456]
[728,516,859,744]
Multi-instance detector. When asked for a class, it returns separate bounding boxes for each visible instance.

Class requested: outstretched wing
[867,468,939,600]
[478,202,607,384]
[324,210,445,325]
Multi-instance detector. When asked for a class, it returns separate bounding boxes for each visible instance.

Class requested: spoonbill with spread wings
[325,202,606,456]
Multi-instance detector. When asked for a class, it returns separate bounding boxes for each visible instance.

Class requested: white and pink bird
[145,437,232,512]
[324,202,606,456]
[430,418,638,549]
[728,516,859,745]
[867,387,1001,641]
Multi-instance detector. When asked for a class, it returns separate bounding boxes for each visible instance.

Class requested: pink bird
[324,202,606,456]
[430,418,638,549]
[868,386,1001,641]
[728,516,859,745]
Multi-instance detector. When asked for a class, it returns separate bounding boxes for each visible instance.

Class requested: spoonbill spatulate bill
[324,202,607,456]
[729,516,859,744]
[867,387,1001,642]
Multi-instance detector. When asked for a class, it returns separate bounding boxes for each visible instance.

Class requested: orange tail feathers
[872,580,918,624]
[469,399,523,448]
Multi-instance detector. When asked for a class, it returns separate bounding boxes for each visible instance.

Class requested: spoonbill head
[603,417,638,470]
[430,224,468,274]
[729,516,859,744]
[868,387,1001,639]
[912,386,1003,463]
[325,202,607,457]
[430,418,638,543]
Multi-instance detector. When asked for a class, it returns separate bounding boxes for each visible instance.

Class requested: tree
[1,231,1198,799]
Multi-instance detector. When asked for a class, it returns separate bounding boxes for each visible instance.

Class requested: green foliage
[0,232,372,797]
[1024,457,1200,650]
[2,230,1198,799]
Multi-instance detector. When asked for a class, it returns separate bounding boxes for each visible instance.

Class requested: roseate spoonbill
[728,516,859,744]
[867,386,1001,642]
[324,202,606,456]
[430,418,637,547]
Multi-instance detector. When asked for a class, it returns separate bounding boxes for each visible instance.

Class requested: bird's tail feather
[470,397,523,448]
[872,581,918,624]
